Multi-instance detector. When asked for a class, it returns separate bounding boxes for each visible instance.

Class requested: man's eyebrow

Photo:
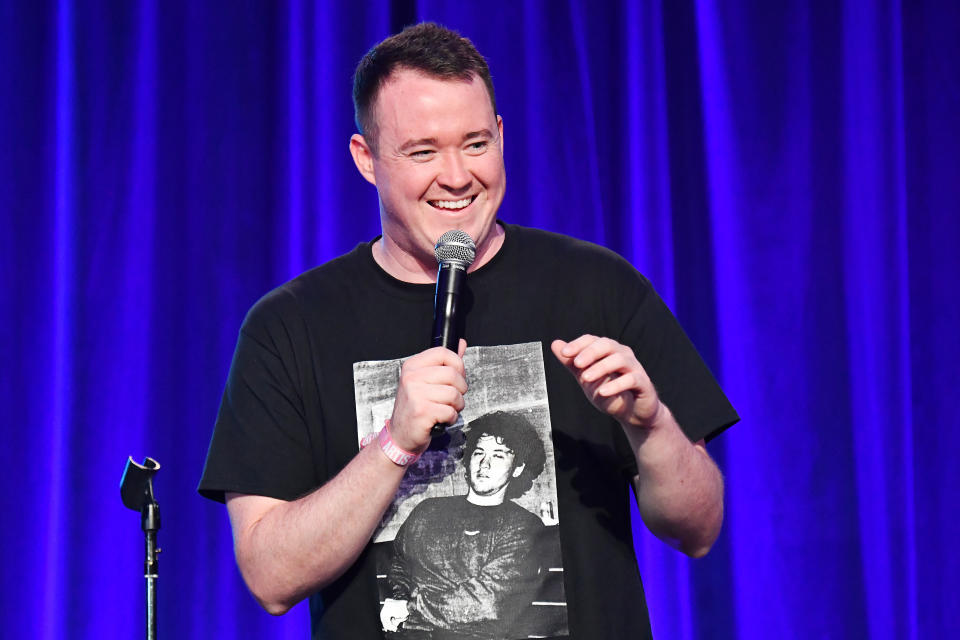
[481,443,513,453]
[398,137,438,152]
[399,130,495,152]
[463,129,494,141]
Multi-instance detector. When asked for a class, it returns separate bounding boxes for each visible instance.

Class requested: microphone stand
[121,456,162,640]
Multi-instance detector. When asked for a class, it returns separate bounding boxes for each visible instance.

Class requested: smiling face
[350,68,506,282]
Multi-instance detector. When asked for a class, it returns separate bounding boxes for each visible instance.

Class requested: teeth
[431,197,473,210]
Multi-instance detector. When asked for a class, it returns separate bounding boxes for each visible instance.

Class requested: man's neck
[372,222,506,284]
[466,489,508,506]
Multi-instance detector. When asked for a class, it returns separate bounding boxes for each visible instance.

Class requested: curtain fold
[2,1,956,637]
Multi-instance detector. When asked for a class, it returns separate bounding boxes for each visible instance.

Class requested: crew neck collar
[360,221,514,299]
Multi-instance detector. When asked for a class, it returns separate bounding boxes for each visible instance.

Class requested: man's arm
[550,336,723,558]
[227,342,468,615]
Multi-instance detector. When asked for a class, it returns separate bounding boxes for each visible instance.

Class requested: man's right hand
[388,339,468,453]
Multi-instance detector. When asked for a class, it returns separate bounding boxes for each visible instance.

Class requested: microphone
[431,230,476,349]
[430,230,476,436]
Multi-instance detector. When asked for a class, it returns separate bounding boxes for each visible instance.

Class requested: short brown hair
[352,22,497,154]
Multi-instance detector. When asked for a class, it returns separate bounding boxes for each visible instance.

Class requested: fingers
[552,334,660,426]
[404,363,468,394]
[406,344,466,376]
[568,335,621,369]
[550,339,573,367]
[389,345,469,451]
[553,335,636,380]
[594,370,641,397]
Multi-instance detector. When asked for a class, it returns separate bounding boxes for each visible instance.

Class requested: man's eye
[410,149,435,159]
[467,141,488,153]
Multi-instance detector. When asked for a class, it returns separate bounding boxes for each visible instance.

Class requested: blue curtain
[2,1,957,638]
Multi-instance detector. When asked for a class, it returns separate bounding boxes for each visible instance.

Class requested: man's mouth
[428,195,477,211]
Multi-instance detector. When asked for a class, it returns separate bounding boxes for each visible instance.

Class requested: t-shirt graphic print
[353,342,569,639]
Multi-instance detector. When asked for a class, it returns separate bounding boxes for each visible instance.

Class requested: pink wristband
[373,419,422,467]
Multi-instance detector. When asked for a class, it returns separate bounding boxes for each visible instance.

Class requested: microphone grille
[434,230,477,267]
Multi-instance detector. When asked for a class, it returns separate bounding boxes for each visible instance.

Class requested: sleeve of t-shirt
[615,267,739,445]
[197,289,318,503]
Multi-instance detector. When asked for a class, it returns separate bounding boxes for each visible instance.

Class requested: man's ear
[497,115,504,153]
[349,134,377,186]
[511,462,525,479]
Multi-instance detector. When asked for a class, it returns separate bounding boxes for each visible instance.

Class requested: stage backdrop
[2,1,958,638]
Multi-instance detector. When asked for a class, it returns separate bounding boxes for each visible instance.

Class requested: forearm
[228,442,407,614]
[625,403,724,558]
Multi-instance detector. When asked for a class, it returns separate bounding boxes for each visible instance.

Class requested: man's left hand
[552,335,724,558]
[550,335,662,430]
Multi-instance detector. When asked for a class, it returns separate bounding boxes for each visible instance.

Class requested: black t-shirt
[199,222,739,639]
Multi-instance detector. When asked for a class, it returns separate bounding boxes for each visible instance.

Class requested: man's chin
[429,213,497,244]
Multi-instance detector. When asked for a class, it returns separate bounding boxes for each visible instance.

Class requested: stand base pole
[146,576,157,640]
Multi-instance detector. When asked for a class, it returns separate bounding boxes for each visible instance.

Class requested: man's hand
[380,598,410,632]
[389,339,468,453]
[550,335,663,430]
[551,334,724,558]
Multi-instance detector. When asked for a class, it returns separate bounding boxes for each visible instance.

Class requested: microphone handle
[431,262,465,349]
[430,262,465,436]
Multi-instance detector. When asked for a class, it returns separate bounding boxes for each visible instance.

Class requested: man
[380,412,551,639]
[200,22,738,639]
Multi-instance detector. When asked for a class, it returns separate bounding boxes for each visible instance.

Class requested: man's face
[467,434,520,497]
[358,68,505,269]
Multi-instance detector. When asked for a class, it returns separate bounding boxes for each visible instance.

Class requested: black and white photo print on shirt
[353,342,569,639]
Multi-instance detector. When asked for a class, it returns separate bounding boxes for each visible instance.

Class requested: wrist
[625,403,696,472]
[619,398,665,433]
[363,419,423,467]
[640,399,667,430]
[621,401,671,447]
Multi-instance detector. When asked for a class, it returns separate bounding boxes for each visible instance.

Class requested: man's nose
[437,150,471,191]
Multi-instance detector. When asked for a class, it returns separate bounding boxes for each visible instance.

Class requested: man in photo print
[380,411,550,639]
